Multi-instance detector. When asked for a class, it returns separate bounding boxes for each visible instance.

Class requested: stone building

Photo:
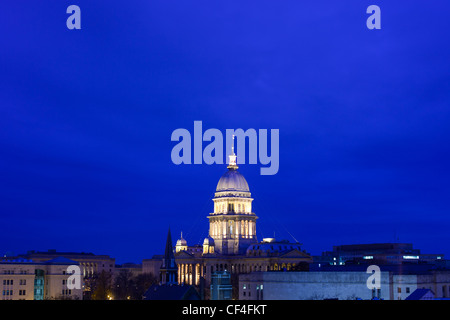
[239,264,450,300]
[143,149,312,294]
[2,249,115,299]
[239,271,391,300]
[10,249,116,278]
[0,257,83,300]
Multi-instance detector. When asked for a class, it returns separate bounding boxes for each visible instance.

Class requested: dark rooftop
[143,284,200,300]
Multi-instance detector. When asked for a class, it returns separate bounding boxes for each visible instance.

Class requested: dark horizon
[1,1,450,264]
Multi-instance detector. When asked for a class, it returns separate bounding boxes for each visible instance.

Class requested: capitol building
[143,150,312,289]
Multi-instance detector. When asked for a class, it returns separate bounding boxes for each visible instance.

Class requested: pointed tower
[160,228,178,285]
[207,136,258,255]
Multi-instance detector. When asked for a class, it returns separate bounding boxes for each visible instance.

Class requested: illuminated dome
[176,237,187,247]
[208,138,257,255]
[203,237,215,246]
[216,169,250,192]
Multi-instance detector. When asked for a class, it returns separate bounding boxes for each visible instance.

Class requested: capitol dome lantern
[175,232,188,253]
[203,237,215,255]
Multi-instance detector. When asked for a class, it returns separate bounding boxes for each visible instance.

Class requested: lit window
[403,255,419,260]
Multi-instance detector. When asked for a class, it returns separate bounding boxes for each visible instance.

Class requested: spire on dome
[227,134,238,170]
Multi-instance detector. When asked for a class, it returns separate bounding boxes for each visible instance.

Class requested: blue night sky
[1,1,449,264]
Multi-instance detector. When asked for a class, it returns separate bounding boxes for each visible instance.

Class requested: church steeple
[160,227,178,285]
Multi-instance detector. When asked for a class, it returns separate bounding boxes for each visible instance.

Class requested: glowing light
[403,255,419,260]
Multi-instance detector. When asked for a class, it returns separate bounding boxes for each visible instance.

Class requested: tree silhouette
[132,272,158,300]
[91,270,113,300]
[113,269,135,300]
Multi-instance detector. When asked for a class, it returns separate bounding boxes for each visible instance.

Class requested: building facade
[12,250,116,278]
[314,243,444,267]
[239,271,390,300]
[2,250,115,299]
[239,265,450,300]
[210,271,232,300]
[0,257,83,300]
